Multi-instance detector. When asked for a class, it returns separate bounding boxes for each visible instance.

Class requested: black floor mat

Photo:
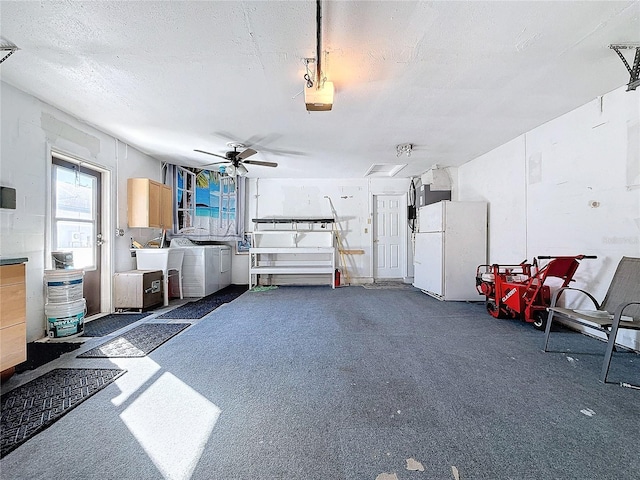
[157,284,248,319]
[15,342,82,373]
[77,323,190,358]
[1,368,125,458]
[81,313,152,337]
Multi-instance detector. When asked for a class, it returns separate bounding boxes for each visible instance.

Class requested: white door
[51,156,103,315]
[373,194,406,279]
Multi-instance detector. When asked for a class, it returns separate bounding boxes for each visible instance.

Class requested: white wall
[458,85,640,348]
[1,82,163,341]
[456,137,527,263]
[237,177,411,284]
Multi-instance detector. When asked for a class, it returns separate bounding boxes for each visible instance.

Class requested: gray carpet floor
[1,286,639,480]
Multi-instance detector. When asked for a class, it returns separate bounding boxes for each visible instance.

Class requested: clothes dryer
[170,238,231,297]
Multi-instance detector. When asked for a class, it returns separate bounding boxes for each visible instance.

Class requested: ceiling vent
[365,164,407,177]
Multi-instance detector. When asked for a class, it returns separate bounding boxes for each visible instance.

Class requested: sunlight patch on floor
[110,357,161,407]
[101,337,144,355]
[119,372,221,480]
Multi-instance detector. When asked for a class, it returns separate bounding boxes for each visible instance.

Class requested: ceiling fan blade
[194,149,227,160]
[236,148,257,161]
[243,159,278,167]
[203,161,230,167]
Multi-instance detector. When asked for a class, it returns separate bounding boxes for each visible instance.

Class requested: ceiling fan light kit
[194,141,277,175]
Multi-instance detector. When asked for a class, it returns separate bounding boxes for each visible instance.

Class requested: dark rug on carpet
[157,284,248,319]
[15,342,82,373]
[1,368,125,458]
[81,312,152,337]
[361,281,416,290]
[77,323,190,358]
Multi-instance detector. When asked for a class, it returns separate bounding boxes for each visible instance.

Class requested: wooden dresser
[0,259,27,374]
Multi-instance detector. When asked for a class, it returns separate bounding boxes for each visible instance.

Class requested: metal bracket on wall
[610,44,640,91]
[0,36,19,64]
[0,46,18,64]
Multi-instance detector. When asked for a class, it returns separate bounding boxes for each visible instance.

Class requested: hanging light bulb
[225,164,236,176]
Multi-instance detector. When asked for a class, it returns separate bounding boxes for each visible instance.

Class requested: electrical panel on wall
[0,186,16,209]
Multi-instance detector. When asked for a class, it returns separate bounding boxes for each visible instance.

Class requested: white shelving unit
[249,229,335,289]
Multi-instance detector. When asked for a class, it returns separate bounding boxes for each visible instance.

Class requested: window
[51,158,100,269]
[176,167,196,231]
[217,175,236,232]
[174,166,240,239]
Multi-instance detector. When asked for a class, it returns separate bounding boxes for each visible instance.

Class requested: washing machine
[170,238,231,297]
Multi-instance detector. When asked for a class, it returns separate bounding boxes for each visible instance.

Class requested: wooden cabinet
[0,263,27,372]
[127,178,173,229]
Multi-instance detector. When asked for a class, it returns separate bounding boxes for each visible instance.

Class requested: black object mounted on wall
[0,186,16,209]
[418,184,451,207]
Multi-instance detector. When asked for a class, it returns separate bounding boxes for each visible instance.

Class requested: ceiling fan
[194,142,278,175]
[212,132,307,157]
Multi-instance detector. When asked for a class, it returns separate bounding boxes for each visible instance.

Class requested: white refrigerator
[413,200,487,300]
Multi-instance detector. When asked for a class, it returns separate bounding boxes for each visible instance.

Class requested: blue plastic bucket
[45,299,86,338]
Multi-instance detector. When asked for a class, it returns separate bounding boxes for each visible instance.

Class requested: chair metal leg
[543,309,554,352]
[601,316,621,383]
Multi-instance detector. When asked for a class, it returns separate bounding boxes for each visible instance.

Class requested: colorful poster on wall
[175,166,238,238]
